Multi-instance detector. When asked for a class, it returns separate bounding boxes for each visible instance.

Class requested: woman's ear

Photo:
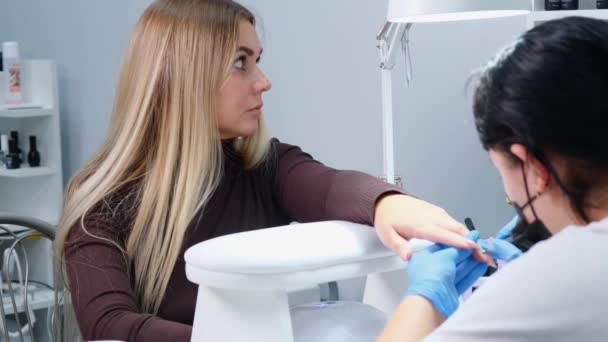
[510,144,528,163]
[510,144,550,193]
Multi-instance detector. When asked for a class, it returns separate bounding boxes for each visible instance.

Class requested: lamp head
[388,0,531,23]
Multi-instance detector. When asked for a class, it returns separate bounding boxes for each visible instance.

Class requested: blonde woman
[56,0,476,341]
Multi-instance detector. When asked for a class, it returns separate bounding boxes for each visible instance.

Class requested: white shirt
[424,217,608,342]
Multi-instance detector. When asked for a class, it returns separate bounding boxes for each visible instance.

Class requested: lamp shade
[387,0,531,23]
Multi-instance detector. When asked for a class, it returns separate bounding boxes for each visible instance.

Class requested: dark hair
[474,17,608,223]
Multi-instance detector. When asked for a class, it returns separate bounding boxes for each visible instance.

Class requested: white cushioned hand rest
[185,221,432,291]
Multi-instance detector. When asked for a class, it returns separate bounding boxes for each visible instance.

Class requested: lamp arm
[376,22,413,185]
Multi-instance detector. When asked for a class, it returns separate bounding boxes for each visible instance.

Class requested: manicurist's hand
[403,231,488,318]
[479,216,524,262]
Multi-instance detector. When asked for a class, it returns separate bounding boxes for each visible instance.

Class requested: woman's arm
[271,139,476,258]
[64,220,192,342]
[376,296,445,342]
[272,139,404,225]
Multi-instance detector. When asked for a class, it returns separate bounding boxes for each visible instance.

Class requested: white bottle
[2,42,23,104]
[0,134,8,168]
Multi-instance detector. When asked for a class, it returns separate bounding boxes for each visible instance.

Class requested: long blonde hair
[55,0,269,320]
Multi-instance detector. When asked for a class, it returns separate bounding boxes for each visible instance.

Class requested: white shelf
[0,106,54,119]
[0,166,55,178]
[530,9,608,22]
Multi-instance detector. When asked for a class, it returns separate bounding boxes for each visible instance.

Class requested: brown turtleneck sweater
[64,138,404,341]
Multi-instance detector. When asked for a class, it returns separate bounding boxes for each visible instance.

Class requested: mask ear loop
[520,162,550,221]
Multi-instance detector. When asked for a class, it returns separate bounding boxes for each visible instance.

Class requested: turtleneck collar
[221,139,242,166]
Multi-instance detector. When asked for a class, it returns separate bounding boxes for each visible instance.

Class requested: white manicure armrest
[185,220,432,291]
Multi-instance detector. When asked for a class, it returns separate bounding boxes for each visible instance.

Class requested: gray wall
[1,1,525,235]
[0,7,6,37]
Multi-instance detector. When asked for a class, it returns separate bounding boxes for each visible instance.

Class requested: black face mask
[507,165,552,252]
[509,207,552,252]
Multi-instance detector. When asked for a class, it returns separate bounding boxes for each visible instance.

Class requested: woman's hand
[374,194,477,260]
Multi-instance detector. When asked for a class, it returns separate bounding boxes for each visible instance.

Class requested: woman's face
[216,20,272,139]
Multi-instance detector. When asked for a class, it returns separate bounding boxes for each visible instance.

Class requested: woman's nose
[254,69,272,93]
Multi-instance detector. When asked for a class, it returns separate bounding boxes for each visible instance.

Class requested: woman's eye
[234,56,246,70]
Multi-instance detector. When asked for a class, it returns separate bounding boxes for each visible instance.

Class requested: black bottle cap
[0,51,3,72]
[29,135,37,150]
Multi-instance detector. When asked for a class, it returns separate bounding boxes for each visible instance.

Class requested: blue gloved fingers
[426,230,478,259]
[413,243,446,261]
[432,245,475,265]
[479,238,523,262]
[423,243,446,254]
[422,230,479,255]
[455,255,485,285]
[403,232,482,318]
[496,215,520,240]
[455,260,489,294]
[405,243,472,319]
[466,230,480,242]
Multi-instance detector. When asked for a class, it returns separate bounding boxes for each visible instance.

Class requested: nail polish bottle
[561,0,578,9]
[545,0,561,10]
[27,135,40,167]
[10,131,23,163]
[5,138,21,169]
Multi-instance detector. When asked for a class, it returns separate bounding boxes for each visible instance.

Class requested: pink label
[8,65,21,92]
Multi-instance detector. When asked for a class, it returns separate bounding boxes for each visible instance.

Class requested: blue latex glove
[455,254,488,294]
[404,231,487,318]
[496,215,520,240]
[479,238,522,262]
[479,216,523,262]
